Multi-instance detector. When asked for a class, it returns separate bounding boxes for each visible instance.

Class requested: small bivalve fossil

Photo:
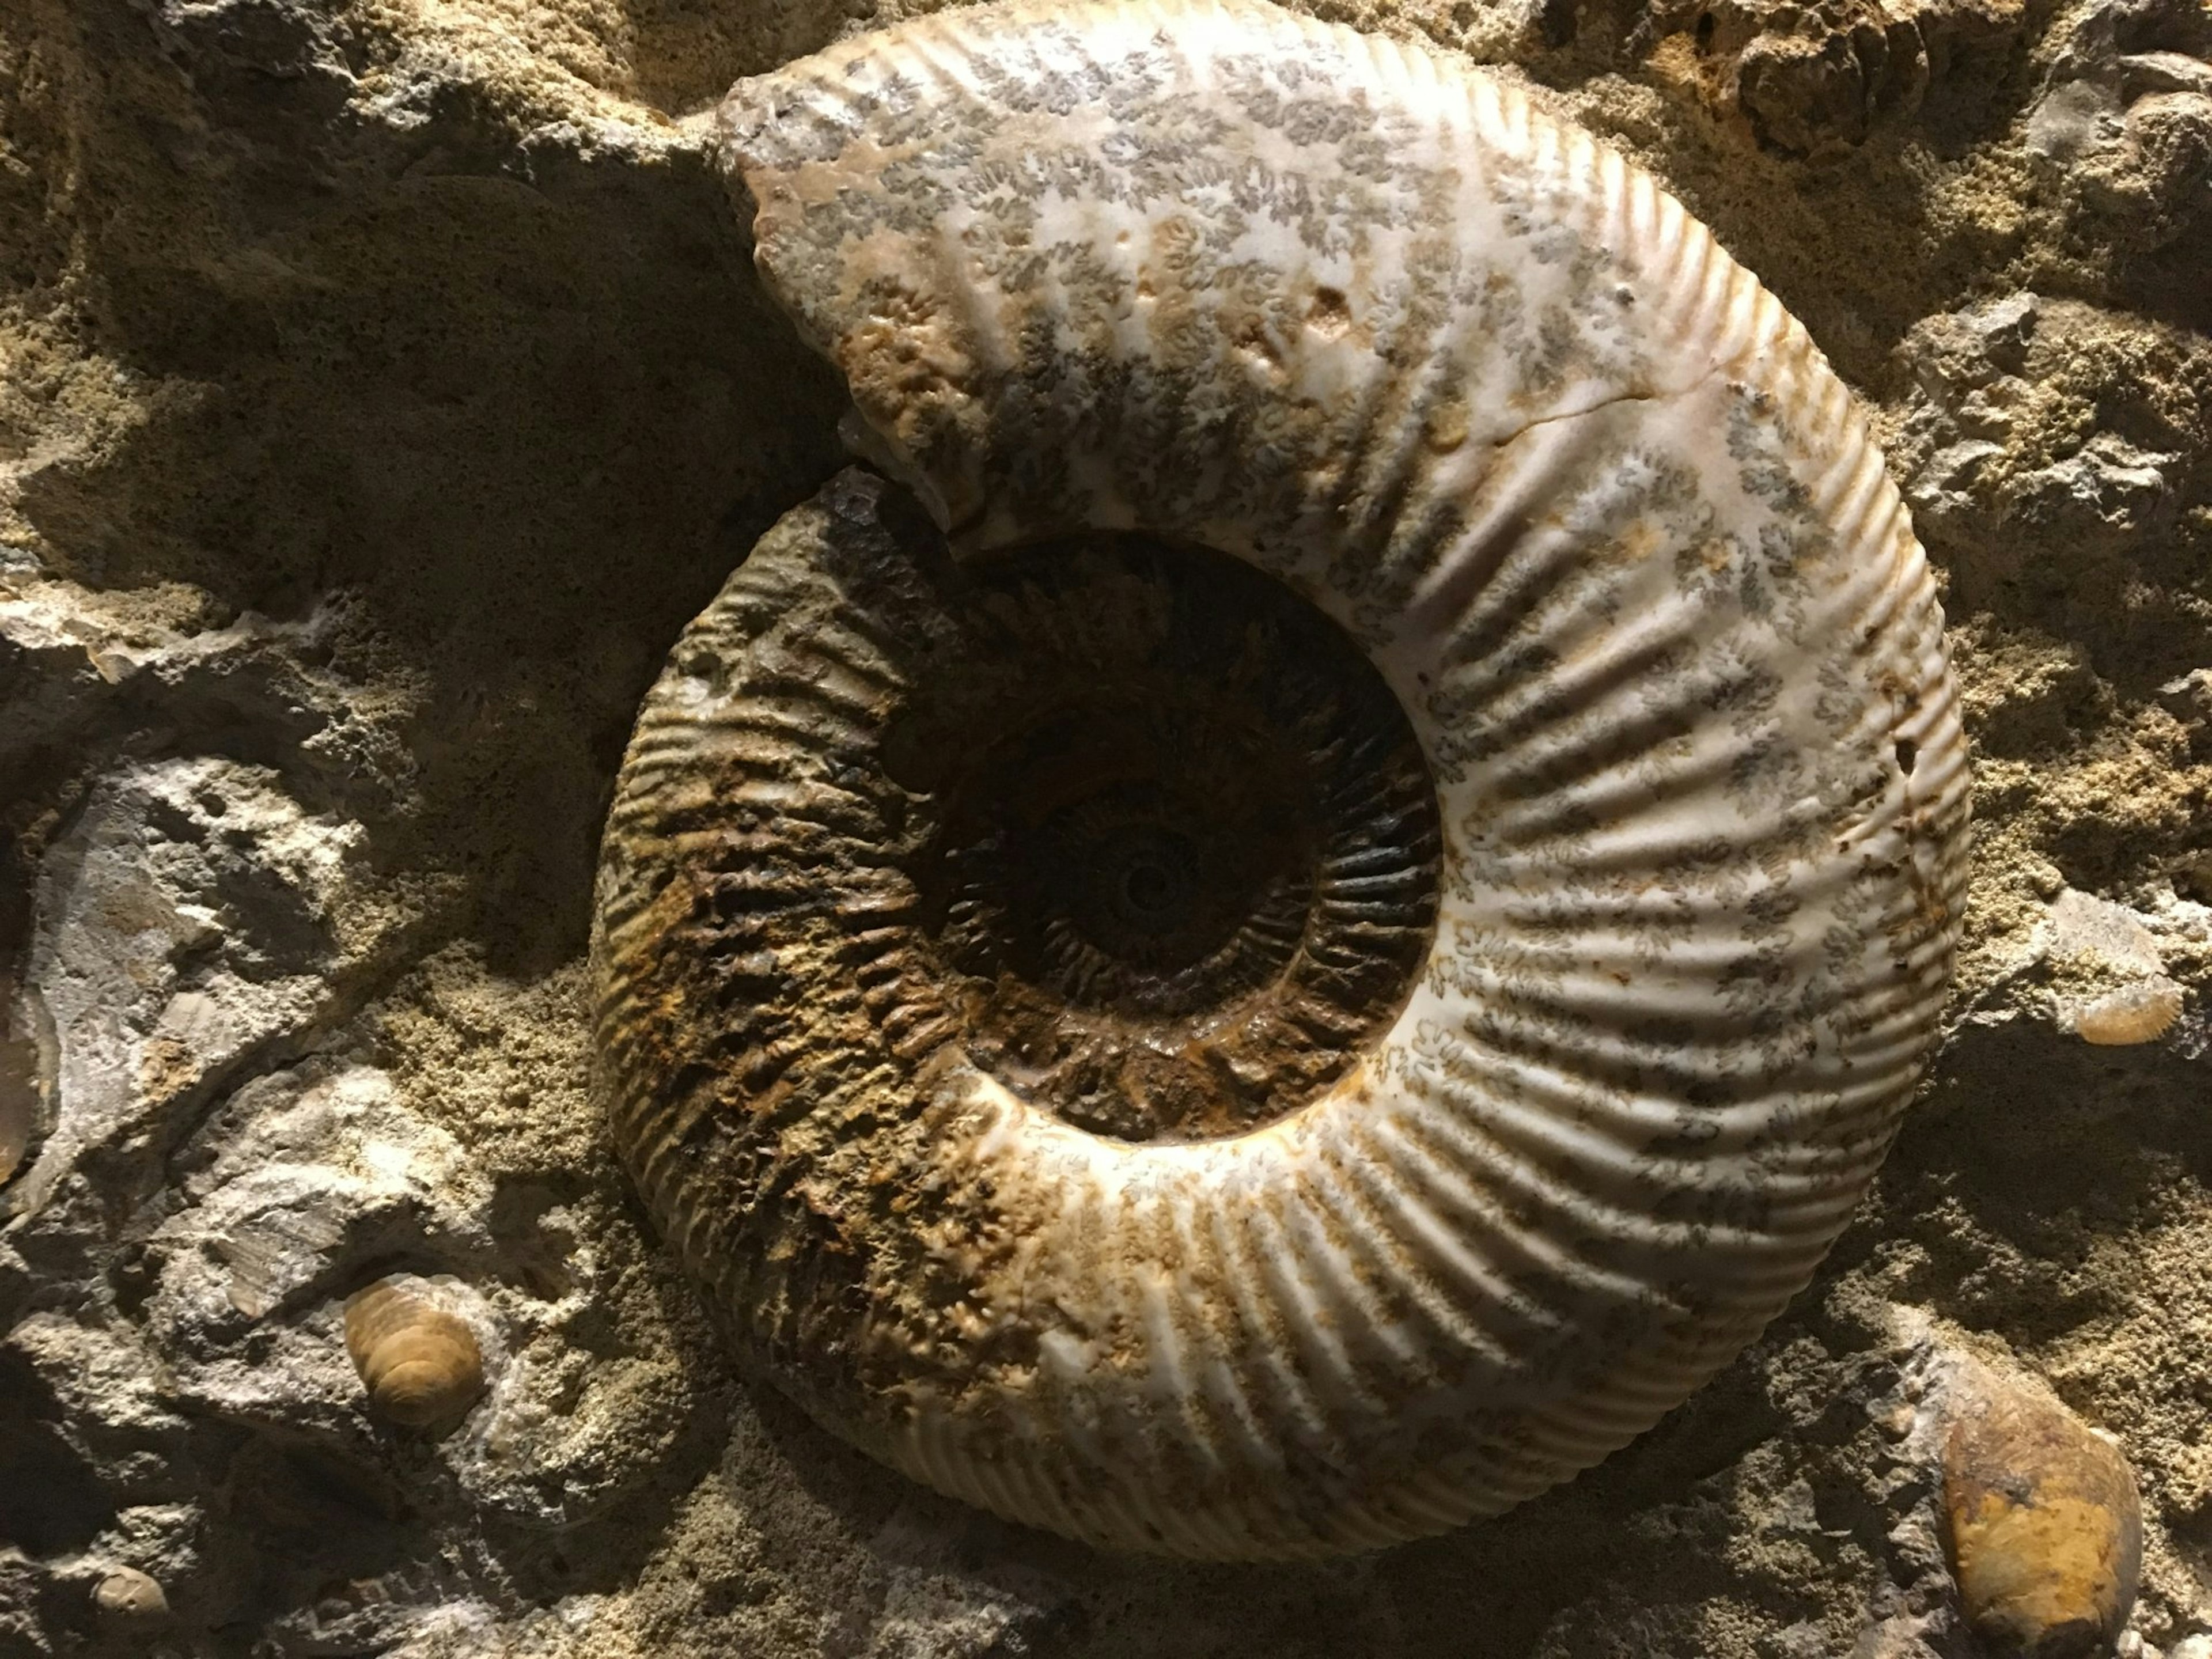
[91,1566,169,1623]
[2071,978,2184,1047]
[343,1276,486,1430]
[593,0,1971,1557]
[1944,1357,2142,1658]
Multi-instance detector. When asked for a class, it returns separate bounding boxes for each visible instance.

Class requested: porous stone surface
[0,0,2206,1652]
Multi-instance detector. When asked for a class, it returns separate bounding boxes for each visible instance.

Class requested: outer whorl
[593,0,1972,1558]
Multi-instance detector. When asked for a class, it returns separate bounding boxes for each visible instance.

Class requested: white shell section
[596,0,1971,1559]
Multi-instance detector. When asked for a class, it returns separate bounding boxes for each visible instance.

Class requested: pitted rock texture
[0,0,2207,1650]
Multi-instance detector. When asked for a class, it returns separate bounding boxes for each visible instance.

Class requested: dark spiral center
[885,535,1441,1143]
[1100,825,1207,943]
[1055,815,1208,963]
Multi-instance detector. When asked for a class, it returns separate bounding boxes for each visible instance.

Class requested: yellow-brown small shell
[343,1278,485,1429]
[2072,979,2184,1047]
[1943,1357,2142,1657]
[92,1567,169,1623]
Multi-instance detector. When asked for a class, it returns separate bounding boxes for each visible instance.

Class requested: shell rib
[593,0,1971,1558]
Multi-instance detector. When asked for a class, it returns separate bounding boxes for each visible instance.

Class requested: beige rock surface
[0,0,2206,1653]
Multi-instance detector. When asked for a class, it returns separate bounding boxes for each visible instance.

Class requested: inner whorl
[600,477,1437,1147]
[888,529,1440,1142]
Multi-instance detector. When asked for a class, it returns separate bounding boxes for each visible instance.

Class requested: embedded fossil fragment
[92,1567,170,1624]
[0,971,52,1191]
[343,1278,486,1430]
[593,0,1971,1558]
[2071,979,2184,1046]
[1943,1354,2142,1658]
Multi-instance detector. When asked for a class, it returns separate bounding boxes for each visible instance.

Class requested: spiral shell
[593,0,1971,1558]
[343,1278,485,1430]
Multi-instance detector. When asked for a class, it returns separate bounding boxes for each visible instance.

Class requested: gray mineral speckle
[1,0,2209,1652]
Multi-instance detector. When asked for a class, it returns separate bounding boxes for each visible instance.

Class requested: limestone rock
[1633,0,2028,158]
[7,755,382,1232]
[2028,0,2212,275]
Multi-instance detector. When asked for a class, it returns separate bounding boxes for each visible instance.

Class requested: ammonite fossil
[592,0,1971,1558]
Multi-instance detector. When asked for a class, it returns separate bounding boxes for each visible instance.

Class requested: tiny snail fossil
[593,0,1971,1557]
[344,1277,485,1430]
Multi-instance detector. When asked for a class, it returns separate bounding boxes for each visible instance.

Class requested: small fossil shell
[343,1277,485,1430]
[91,1566,169,1623]
[1944,1357,2142,1658]
[2071,978,2184,1047]
[594,0,1971,1557]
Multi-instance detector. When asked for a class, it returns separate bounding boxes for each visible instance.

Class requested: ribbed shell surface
[593,0,1972,1558]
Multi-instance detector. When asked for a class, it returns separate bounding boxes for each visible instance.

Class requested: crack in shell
[592,0,1972,1559]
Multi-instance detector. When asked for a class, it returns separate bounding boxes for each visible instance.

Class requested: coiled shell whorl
[593,0,1971,1558]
